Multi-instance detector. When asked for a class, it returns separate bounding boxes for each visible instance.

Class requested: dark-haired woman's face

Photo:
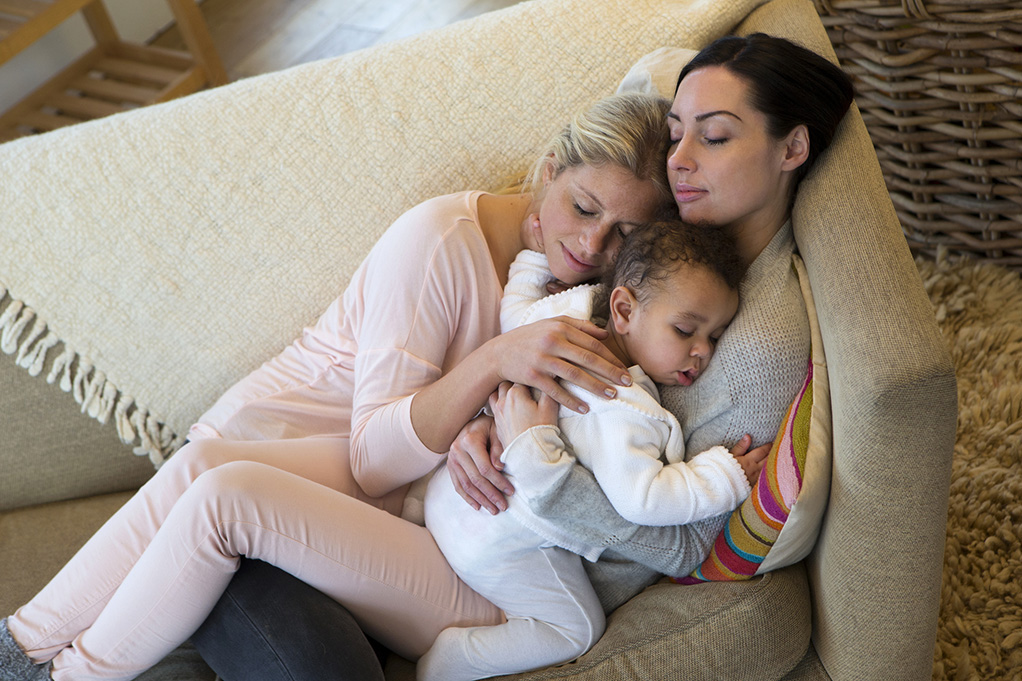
[666,66,798,236]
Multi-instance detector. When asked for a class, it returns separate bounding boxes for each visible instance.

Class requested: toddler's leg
[8,437,402,663]
[47,460,500,681]
[416,545,605,681]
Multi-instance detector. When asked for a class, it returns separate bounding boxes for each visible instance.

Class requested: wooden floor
[153,0,526,83]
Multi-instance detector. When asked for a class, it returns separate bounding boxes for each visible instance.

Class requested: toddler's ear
[609,286,638,334]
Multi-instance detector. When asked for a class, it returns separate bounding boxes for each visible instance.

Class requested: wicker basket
[813,0,1022,270]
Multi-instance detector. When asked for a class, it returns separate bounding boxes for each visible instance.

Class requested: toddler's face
[621,266,738,386]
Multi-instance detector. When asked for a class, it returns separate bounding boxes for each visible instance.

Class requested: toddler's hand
[545,279,572,295]
[731,433,772,488]
[489,381,559,447]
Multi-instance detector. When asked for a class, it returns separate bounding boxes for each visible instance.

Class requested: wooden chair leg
[166,0,228,87]
[80,0,120,49]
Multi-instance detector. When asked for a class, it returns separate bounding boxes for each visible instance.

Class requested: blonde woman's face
[535,163,663,286]
[666,66,795,234]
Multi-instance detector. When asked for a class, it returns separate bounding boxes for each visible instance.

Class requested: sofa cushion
[0,492,135,616]
[0,346,151,512]
[0,492,214,680]
[383,564,812,680]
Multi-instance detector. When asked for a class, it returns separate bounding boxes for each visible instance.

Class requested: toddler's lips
[677,366,701,386]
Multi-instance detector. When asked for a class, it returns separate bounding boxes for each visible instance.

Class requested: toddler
[419,220,767,681]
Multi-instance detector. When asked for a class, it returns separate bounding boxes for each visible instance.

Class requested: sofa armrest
[797,107,957,680]
[737,2,958,679]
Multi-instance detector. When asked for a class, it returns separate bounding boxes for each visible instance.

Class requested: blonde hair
[501,92,675,209]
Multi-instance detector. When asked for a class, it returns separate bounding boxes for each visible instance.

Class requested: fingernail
[621,374,632,386]
[578,404,589,414]
[605,388,617,398]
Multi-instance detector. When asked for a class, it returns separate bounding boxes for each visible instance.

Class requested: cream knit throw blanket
[0,0,768,464]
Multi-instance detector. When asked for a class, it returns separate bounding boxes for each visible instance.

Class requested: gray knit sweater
[503,222,811,613]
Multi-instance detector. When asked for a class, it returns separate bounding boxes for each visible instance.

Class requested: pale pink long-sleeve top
[188,191,502,497]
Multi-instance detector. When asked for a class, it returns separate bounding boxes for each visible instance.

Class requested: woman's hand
[486,315,630,414]
[447,414,513,514]
[489,381,559,448]
[731,434,772,487]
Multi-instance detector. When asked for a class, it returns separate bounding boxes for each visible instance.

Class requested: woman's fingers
[526,369,592,414]
[555,318,631,382]
[449,458,505,513]
[493,316,633,413]
[520,318,633,411]
[529,352,632,412]
[449,460,505,513]
[447,415,512,514]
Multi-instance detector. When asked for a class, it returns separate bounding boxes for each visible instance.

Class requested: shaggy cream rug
[917,252,1022,680]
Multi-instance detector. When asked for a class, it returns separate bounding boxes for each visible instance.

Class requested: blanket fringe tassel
[0,287,183,467]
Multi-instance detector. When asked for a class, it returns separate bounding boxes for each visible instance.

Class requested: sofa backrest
[0,0,775,467]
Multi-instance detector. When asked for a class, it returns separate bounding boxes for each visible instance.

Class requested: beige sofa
[0,0,957,679]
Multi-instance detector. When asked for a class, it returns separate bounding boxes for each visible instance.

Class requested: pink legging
[8,438,503,681]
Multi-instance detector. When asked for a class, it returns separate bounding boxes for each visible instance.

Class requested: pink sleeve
[189,194,498,497]
[348,205,497,495]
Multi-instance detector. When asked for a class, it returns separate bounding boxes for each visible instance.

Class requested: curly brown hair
[592,220,745,322]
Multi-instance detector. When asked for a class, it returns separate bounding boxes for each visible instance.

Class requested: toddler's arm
[500,250,556,333]
[522,405,751,527]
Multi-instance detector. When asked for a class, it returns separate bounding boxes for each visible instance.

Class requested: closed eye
[574,203,596,217]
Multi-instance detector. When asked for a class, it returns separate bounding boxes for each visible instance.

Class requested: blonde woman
[0,92,677,681]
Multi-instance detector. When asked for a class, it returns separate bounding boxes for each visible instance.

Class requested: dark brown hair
[678,33,854,186]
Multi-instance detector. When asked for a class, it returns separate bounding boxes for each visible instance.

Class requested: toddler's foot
[0,619,52,681]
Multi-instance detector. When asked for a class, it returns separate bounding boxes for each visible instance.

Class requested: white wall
[0,0,174,112]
